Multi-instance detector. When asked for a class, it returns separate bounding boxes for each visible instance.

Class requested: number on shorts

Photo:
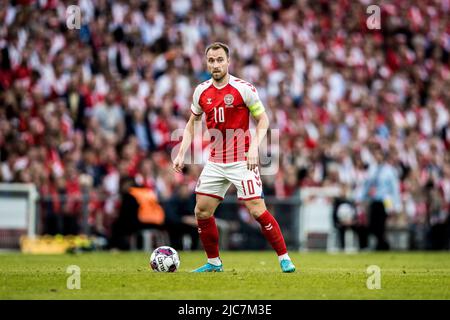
[241,180,255,196]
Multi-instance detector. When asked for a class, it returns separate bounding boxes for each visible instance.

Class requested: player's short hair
[205,42,230,58]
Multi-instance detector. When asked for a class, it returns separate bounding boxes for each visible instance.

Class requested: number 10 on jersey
[214,106,225,123]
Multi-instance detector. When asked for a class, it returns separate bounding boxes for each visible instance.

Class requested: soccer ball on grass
[150,246,180,272]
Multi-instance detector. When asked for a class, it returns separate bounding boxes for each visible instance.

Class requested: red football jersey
[191,75,265,163]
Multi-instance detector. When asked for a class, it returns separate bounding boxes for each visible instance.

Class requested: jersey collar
[212,74,232,90]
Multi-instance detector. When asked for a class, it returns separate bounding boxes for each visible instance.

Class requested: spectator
[92,91,125,144]
[424,181,450,250]
[332,184,368,250]
[360,145,402,250]
[125,108,156,153]
[109,177,139,250]
[163,184,199,251]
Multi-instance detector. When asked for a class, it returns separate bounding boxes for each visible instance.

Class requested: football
[150,246,180,272]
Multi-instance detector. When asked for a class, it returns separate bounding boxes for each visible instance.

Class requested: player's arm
[247,110,269,171]
[173,113,202,173]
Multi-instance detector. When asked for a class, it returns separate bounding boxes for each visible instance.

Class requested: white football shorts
[195,161,264,201]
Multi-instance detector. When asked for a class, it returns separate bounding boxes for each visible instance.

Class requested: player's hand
[247,144,259,171]
[173,154,185,173]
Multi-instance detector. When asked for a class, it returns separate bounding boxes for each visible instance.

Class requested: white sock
[208,257,222,266]
[278,253,290,262]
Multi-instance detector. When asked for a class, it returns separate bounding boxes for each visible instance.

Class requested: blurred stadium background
[0,0,449,254]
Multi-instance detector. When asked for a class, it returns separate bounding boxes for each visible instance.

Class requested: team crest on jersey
[224,94,234,107]
[207,98,212,105]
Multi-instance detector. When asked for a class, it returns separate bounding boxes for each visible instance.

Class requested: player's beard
[212,70,226,81]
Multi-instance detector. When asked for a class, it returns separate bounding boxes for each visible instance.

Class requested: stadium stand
[0,0,449,250]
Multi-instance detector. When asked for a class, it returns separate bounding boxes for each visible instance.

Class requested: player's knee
[194,206,213,220]
[245,199,266,218]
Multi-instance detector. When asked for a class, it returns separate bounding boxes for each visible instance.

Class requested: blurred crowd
[0,0,449,249]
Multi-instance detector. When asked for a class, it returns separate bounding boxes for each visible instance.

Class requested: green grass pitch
[1,251,449,299]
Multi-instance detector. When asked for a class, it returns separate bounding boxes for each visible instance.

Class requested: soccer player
[173,42,295,273]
